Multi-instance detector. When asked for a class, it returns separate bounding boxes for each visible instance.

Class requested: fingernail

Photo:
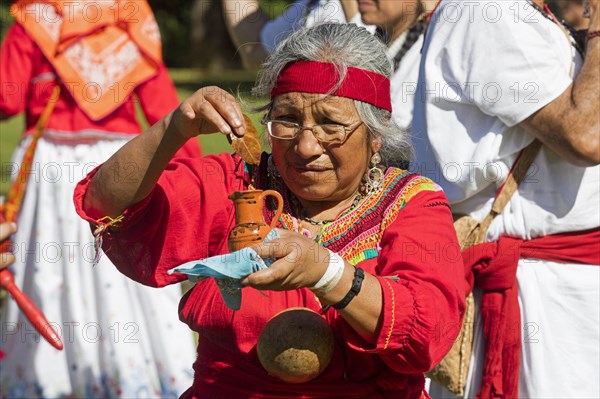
[10,223,17,231]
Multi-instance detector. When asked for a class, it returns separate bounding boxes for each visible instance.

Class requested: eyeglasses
[263,119,364,145]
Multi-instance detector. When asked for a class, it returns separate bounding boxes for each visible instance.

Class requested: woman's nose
[294,128,323,158]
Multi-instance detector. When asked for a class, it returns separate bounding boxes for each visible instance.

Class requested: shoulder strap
[2,85,61,222]
[477,139,542,235]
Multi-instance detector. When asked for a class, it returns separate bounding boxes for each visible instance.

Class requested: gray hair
[252,23,412,166]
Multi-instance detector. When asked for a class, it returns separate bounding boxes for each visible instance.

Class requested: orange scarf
[11,0,162,120]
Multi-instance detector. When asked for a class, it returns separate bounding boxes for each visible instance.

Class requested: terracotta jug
[228,190,284,252]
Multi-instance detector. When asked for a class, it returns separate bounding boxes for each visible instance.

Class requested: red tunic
[74,153,465,399]
[0,23,201,157]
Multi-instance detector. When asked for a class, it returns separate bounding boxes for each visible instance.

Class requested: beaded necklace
[299,193,363,226]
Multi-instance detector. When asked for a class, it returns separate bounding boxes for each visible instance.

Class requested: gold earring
[364,152,383,195]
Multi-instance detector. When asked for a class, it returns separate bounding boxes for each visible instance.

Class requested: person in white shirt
[223,0,358,69]
[413,0,599,398]
[358,0,436,135]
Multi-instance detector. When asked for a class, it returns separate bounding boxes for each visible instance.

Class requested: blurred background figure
[223,0,359,69]
[0,0,197,397]
[557,0,588,29]
[358,0,436,138]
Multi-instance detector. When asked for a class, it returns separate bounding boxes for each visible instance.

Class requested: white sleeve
[260,0,312,54]
[433,0,574,127]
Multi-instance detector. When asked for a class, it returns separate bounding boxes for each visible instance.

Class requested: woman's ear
[371,137,382,153]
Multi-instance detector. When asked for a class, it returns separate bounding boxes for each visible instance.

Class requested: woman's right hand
[0,222,17,271]
[170,86,246,140]
[84,85,247,218]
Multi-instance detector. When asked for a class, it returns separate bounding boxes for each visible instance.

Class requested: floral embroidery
[383,279,396,350]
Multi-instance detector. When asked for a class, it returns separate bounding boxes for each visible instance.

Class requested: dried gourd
[257,308,334,383]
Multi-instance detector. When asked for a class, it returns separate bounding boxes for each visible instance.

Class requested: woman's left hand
[241,229,330,291]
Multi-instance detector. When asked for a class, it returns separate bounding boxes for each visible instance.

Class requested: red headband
[271,61,392,112]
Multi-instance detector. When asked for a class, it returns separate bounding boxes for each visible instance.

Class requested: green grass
[0,115,24,196]
[0,70,269,196]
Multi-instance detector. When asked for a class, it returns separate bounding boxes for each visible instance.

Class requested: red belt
[463,227,600,399]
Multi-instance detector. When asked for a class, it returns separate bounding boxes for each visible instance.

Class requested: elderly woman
[74,24,463,398]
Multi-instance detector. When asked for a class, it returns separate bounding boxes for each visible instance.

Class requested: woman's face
[358,0,421,32]
[269,92,381,203]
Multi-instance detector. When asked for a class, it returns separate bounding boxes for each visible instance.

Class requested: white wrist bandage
[310,250,345,294]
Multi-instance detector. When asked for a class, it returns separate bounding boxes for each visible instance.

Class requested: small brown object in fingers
[228,115,262,165]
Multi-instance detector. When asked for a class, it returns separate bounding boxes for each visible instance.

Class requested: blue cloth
[168,229,279,310]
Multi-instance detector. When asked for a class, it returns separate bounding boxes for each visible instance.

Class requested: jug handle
[262,190,284,229]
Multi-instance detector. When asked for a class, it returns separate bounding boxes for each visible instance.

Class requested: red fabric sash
[462,228,600,398]
[271,61,392,112]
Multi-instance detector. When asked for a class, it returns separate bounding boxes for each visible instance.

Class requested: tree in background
[153,0,240,69]
[189,0,241,70]
[153,0,292,69]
